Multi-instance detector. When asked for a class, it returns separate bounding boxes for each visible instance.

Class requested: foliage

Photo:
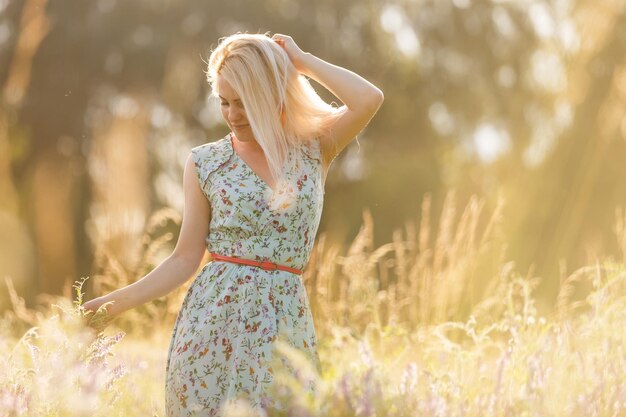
[2,195,626,416]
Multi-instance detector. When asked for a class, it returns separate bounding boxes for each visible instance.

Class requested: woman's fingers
[272,33,290,43]
[82,299,98,313]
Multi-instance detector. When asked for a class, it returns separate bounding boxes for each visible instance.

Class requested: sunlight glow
[396,26,420,57]
[197,98,223,130]
[341,143,368,181]
[523,122,557,168]
[380,5,403,32]
[497,65,517,88]
[131,25,154,47]
[472,123,511,163]
[558,19,580,53]
[453,0,472,9]
[150,105,172,128]
[380,5,420,57]
[522,100,572,167]
[531,49,566,93]
[428,102,455,136]
[109,95,139,118]
[529,3,555,39]
[492,6,518,40]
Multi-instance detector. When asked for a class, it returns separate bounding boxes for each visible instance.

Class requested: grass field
[2,193,626,416]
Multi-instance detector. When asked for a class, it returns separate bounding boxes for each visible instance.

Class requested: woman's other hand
[81,296,114,332]
[271,33,308,73]
[82,296,108,314]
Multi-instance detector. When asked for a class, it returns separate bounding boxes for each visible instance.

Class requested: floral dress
[165,132,325,416]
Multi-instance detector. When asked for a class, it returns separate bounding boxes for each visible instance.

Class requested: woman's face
[217,76,253,141]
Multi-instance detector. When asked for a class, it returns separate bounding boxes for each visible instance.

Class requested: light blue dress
[165,132,325,416]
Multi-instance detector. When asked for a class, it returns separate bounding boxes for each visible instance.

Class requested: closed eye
[221,102,244,108]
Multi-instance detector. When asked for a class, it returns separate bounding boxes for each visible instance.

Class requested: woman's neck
[232,133,263,153]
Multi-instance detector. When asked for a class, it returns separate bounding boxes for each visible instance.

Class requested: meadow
[2,191,626,416]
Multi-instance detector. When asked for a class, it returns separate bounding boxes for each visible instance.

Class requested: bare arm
[272,34,384,169]
[83,152,211,316]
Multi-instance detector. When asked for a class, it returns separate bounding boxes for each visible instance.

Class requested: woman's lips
[233,124,248,129]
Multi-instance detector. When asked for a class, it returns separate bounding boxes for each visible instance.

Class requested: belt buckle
[260,260,278,271]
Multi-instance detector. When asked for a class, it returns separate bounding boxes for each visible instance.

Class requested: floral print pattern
[165,132,325,416]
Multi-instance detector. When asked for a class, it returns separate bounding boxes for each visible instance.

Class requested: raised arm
[272,34,384,169]
[82,153,211,316]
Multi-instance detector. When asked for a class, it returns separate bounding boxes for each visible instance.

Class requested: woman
[83,32,384,416]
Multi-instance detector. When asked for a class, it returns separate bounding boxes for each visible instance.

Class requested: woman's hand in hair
[271,33,308,73]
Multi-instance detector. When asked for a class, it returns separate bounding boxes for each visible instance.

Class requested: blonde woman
[83,32,384,416]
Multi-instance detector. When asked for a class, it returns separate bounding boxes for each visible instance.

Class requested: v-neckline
[228,132,278,192]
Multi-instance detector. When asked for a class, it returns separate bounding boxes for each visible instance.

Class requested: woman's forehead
[217,77,240,100]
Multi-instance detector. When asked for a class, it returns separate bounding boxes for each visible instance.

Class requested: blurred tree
[1,0,625,312]
[1,0,51,305]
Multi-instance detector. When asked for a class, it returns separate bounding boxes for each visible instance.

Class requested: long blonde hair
[206,31,345,183]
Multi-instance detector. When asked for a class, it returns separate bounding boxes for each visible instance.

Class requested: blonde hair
[206,31,345,183]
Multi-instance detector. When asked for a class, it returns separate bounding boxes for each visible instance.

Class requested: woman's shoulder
[192,133,232,154]
[190,133,234,178]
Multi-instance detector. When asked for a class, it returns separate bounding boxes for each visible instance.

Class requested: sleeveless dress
[165,132,325,416]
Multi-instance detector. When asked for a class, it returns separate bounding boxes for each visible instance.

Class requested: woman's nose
[228,107,243,121]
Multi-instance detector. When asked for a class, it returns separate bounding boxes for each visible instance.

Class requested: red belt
[209,252,303,275]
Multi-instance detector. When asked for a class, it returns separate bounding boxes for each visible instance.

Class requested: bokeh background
[1,0,626,316]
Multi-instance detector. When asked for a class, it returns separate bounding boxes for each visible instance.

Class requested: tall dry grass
[85,206,189,336]
[305,190,508,338]
[2,191,626,416]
